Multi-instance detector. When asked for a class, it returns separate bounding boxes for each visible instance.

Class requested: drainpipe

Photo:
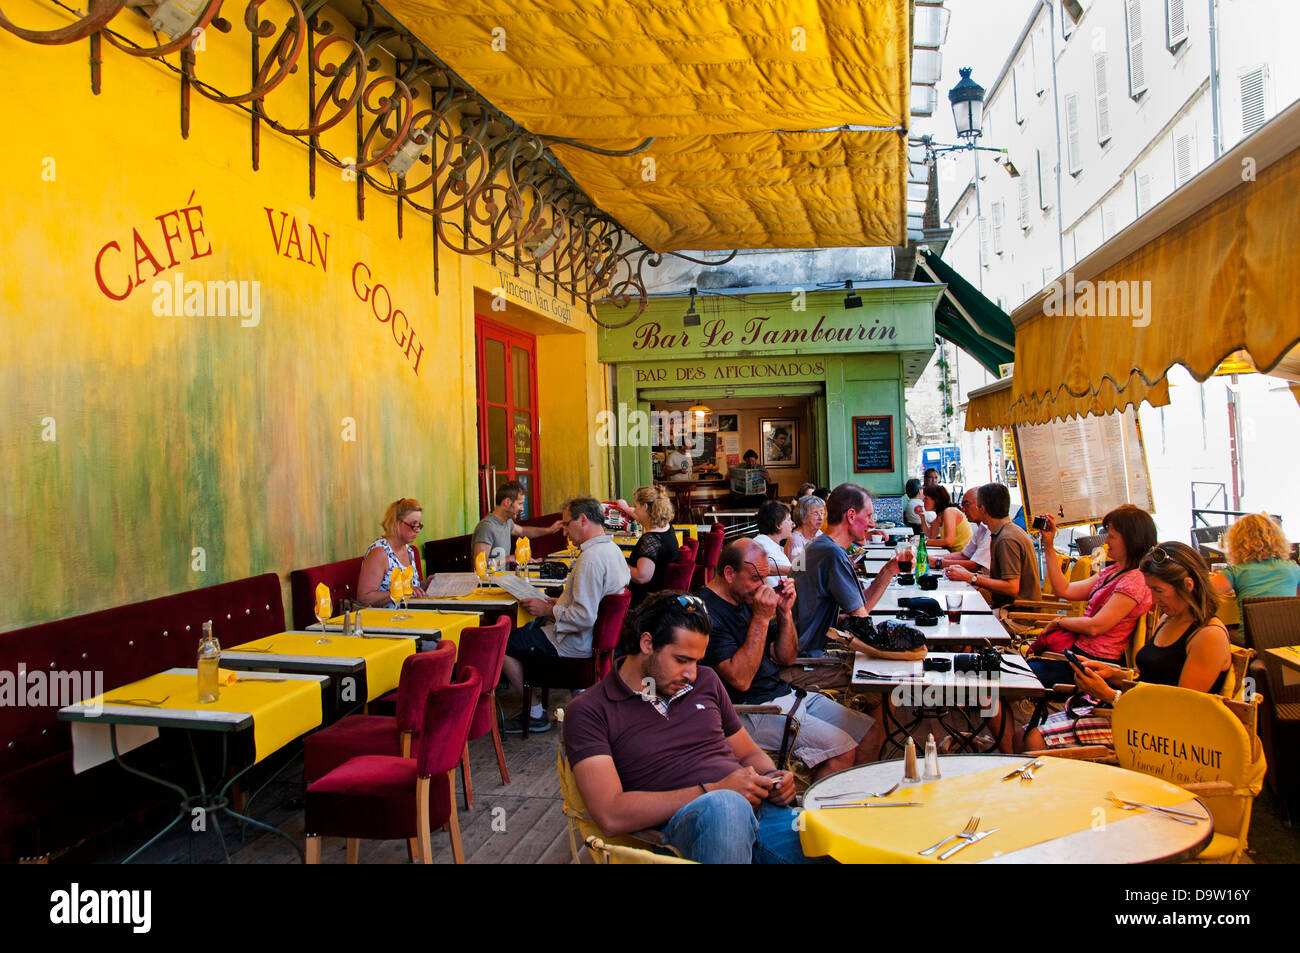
[1046,0,1066,277]
[1208,0,1222,158]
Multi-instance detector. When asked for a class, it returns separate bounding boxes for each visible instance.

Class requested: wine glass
[390,568,409,621]
[313,589,333,644]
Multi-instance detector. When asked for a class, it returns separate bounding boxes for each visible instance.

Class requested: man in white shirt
[664,442,693,481]
[934,488,991,573]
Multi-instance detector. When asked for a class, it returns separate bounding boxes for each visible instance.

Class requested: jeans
[660,790,825,864]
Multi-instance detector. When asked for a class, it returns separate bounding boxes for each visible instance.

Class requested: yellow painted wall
[0,2,605,630]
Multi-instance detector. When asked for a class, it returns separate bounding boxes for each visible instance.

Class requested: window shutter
[1065,93,1082,174]
[1094,53,1112,144]
[1166,0,1188,51]
[1136,172,1152,215]
[992,202,1005,254]
[1037,149,1050,210]
[1035,30,1051,95]
[979,216,991,265]
[1102,205,1116,240]
[1013,63,1025,125]
[1239,65,1269,137]
[1173,129,1195,186]
[1126,0,1147,98]
[1019,173,1031,229]
[1061,0,1077,38]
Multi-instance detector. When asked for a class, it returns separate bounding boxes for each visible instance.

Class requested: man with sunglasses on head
[500,496,630,733]
[697,540,884,777]
[932,488,991,576]
[563,591,822,863]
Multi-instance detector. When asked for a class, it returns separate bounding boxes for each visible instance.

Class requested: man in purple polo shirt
[563,592,819,863]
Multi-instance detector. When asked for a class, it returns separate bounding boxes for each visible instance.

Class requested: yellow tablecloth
[800,759,1197,863]
[227,631,416,702]
[457,587,535,627]
[77,671,322,763]
[324,610,483,652]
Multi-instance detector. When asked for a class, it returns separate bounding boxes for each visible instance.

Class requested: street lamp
[948,67,985,141]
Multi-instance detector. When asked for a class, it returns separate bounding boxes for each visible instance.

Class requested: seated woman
[922,484,972,552]
[1028,505,1157,687]
[622,485,679,607]
[1020,541,1232,752]
[792,482,817,505]
[903,477,925,535]
[786,495,825,568]
[1210,512,1300,621]
[358,497,428,607]
[753,501,794,585]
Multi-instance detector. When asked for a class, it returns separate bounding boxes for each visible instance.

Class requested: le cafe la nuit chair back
[305,667,482,864]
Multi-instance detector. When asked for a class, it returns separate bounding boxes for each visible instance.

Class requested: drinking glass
[945,592,963,624]
[313,603,332,644]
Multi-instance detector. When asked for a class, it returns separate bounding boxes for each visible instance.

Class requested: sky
[912,0,1043,219]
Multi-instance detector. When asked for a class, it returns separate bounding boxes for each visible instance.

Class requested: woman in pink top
[1031,505,1157,680]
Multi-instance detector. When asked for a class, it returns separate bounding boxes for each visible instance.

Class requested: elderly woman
[922,484,972,552]
[1029,505,1157,687]
[358,497,427,607]
[786,495,825,569]
[1210,512,1300,620]
[1020,541,1232,752]
[622,485,679,607]
[753,501,794,585]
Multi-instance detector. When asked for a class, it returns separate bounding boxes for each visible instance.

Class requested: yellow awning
[1008,101,1300,424]
[964,373,1170,431]
[386,0,911,251]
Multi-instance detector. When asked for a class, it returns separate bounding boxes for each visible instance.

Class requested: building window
[992,202,1005,254]
[1013,62,1026,125]
[1064,93,1083,175]
[1125,0,1147,99]
[1093,53,1112,144]
[1135,171,1153,215]
[1173,128,1196,187]
[1239,64,1270,138]
[1061,0,1083,38]
[980,217,991,266]
[1166,0,1189,52]
[1037,149,1051,210]
[1102,204,1117,240]
[1034,30,1051,97]
[1019,172,1031,230]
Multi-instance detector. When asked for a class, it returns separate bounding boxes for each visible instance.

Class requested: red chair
[453,616,513,808]
[690,523,726,589]
[302,641,456,784]
[663,554,696,591]
[305,668,482,864]
[520,589,632,738]
[678,537,698,566]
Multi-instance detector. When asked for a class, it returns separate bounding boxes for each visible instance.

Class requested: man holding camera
[697,540,884,778]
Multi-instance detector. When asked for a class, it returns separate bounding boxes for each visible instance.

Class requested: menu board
[852,415,894,473]
[1013,406,1154,526]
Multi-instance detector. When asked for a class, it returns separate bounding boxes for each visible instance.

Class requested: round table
[801,754,1213,863]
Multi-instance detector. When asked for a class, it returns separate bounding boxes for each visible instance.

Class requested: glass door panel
[475,318,540,517]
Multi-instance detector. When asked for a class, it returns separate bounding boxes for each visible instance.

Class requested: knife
[938,827,1000,860]
[818,801,925,810]
[1001,759,1041,781]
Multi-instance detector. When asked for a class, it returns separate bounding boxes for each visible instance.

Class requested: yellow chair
[581,835,696,865]
[554,710,683,863]
[1111,683,1266,864]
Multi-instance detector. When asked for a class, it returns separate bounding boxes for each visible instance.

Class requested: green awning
[915,249,1016,374]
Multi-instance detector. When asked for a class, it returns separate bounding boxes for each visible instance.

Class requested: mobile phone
[1062,648,1087,673]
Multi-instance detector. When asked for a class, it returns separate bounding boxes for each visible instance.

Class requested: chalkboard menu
[852,415,893,473]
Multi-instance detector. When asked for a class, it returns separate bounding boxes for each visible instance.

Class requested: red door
[474,317,540,518]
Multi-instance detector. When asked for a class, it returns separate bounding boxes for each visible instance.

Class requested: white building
[936,0,1300,537]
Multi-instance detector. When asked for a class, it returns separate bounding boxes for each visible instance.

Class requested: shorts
[506,619,559,660]
[739,690,874,769]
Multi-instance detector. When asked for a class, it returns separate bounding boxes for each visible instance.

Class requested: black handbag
[842,616,928,652]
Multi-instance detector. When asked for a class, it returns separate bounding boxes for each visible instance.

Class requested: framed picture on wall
[760,418,798,468]
[717,413,739,433]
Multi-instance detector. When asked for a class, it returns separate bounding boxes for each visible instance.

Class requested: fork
[818,781,902,801]
[1105,791,1204,823]
[104,696,170,707]
[919,816,979,856]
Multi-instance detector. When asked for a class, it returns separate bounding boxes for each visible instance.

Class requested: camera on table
[953,647,1002,677]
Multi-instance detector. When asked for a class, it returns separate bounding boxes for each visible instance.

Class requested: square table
[868,587,992,615]
[849,651,1044,756]
[222,630,418,704]
[865,613,1011,645]
[59,667,327,862]
[309,608,481,651]
[1266,646,1300,687]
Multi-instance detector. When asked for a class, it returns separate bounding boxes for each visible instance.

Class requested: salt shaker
[903,736,921,783]
[922,733,942,781]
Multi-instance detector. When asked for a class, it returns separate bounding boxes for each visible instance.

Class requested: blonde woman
[622,485,679,607]
[358,497,427,607]
[1211,512,1300,619]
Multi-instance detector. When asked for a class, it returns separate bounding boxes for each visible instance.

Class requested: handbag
[841,616,928,653]
[1030,626,1077,655]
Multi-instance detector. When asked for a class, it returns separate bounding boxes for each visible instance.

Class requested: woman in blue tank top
[358,497,427,607]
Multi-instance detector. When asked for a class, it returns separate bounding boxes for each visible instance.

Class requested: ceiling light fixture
[683,287,700,327]
[843,280,863,310]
